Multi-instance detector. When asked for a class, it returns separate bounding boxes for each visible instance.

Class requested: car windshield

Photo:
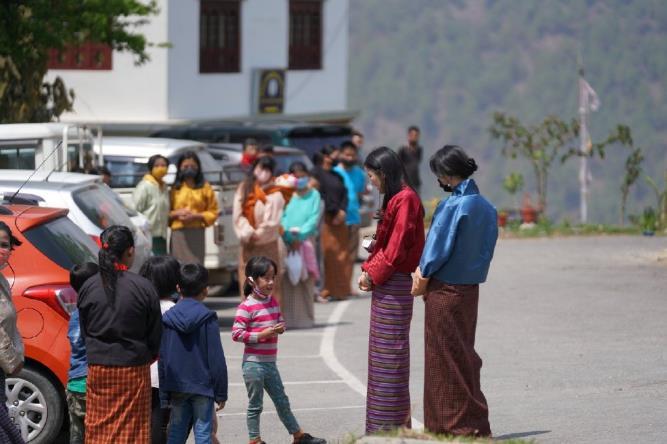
[23,216,98,270]
[284,127,352,156]
[274,153,313,175]
[72,184,135,230]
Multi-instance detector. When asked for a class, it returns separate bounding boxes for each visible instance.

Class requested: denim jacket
[68,310,87,380]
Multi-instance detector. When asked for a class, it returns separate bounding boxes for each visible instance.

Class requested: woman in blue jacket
[414,145,498,438]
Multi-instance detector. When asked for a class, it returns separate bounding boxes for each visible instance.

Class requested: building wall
[47,0,349,123]
[168,0,349,120]
[46,3,170,122]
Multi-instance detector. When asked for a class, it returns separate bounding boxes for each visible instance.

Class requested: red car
[0,204,99,443]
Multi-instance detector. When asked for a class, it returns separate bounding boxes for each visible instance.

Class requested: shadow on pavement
[494,430,551,440]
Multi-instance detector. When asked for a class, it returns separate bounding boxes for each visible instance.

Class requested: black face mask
[181,167,198,179]
[341,159,356,167]
[438,180,453,193]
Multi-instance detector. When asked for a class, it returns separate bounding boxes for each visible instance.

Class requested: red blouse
[362,186,425,285]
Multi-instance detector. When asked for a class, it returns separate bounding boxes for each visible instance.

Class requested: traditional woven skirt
[86,364,151,444]
[320,216,351,299]
[170,228,205,264]
[239,240,283,303]
[423,280,491,437]
[366,273,413,434]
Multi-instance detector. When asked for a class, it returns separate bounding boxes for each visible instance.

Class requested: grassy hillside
[349,0,667,223]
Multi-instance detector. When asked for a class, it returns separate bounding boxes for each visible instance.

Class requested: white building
[46,0,351,127]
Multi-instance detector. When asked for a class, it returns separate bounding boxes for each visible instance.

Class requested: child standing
[159,263,228,444]
[232,256,326,444]
[67,262,99,444]
[139,256,181,444]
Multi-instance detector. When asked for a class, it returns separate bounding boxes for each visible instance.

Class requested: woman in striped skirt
[77,226,162,443]
[358,147,425,434]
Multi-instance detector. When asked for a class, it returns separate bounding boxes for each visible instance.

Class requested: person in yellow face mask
[133,155,171,255]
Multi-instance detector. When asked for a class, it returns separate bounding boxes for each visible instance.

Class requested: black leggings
[151,388,171,444]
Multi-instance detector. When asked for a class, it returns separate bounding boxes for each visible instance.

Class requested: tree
[593,125,645,225]
[0,0,159,123]
[489,112,582,214]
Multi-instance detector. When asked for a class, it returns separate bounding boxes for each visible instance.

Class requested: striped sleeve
[232,303,259,344]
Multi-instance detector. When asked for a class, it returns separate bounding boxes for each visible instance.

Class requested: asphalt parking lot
[201,236,667,443]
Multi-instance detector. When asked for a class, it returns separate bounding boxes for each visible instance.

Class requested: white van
[0,123,103,173]
[0,171,152,272]
[98,137,240,291]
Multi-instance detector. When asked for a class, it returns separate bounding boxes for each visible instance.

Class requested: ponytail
[98,225,134,303]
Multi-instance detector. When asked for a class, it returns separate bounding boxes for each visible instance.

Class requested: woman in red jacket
[358,147,425,434]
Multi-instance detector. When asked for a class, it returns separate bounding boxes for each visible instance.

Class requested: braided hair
[98,225,134,302]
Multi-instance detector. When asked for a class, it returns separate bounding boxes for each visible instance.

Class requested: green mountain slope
[349,0,667,223]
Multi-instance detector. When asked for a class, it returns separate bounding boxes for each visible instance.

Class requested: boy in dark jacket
[159,263,228,443]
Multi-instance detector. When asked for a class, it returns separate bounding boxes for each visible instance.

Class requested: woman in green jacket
[133,155,171,255]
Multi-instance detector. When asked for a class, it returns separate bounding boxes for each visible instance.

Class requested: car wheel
[6,367,65,443]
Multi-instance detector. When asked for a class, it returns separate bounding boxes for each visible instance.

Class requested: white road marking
[219,404,366,417]
[319,300,425,430]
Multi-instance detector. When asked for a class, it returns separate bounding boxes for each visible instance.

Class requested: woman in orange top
[232,156,286,302]
[169,151,219,264]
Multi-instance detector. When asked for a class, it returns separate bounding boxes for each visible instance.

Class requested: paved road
[201,236,667,443]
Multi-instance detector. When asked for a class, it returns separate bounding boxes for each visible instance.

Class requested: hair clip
[102,242,109,249]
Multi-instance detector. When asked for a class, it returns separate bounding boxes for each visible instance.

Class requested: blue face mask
[296,177,309,190]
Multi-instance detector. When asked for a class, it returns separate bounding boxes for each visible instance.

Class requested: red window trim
[48,42,113,71]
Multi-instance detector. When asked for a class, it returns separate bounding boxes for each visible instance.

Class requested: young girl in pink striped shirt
[232,256,326,444]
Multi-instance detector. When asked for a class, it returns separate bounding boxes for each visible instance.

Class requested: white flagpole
[579,68,589,224]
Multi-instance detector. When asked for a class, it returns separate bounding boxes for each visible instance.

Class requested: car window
[0,143,36,169]
[104,157,146,188]
[23,216,98,270]
[72,184,135,230]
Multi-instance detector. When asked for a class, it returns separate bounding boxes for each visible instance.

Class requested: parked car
[97,137,238,291]
[0,171,150,272]
[207,143,313,173]
[151,121,353,159]
[1,203,100,443]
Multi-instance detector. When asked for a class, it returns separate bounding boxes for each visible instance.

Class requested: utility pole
[578,67,589,224]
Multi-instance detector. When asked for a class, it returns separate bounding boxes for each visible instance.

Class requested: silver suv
[0,171,151,271]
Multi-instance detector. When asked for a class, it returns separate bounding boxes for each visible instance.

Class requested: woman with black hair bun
[358,147,425,434]
[169,151,220,264]
[233,156,287,303]
[414,145,497,438]
[133,154,170,255]
[77,225,162,443]
[0,221,25,443]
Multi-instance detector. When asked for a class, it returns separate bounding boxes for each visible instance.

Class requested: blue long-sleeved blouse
[419,178,498,285]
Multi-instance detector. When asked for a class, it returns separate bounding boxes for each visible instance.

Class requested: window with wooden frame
[48,42,112,70]
[289,0,322,70]
[200,0,241,73]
